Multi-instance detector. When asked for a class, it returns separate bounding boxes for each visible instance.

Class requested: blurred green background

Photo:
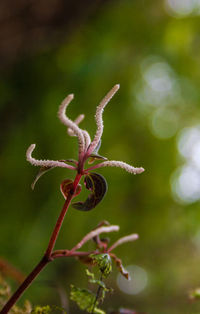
[1,0,200,313]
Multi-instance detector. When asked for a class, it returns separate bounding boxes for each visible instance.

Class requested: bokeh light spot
[143,62,173,94]
[151,107,178,139]
[135,56,178,108]
[171,165,200,203]
[165,0,200,17]
[177,126,200,169]
[117,265,148,295]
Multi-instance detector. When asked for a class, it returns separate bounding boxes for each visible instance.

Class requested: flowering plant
[1,85,144,313]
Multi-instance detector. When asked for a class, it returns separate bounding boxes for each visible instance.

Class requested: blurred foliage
[189,287,200,301]
[1,0,200,313]
[70,265,112,313]
[0,275,32,313]
[32,305,52,314]
[70,285,104,314]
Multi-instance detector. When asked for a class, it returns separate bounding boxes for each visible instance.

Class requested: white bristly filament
[58,94,85,154]
[26,144,76,170]
[88,84,120,155]
[86,160,145,174]
[108,234,139,252]
[71,225,120,252]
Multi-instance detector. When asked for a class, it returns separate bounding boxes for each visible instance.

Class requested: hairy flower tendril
[26,84,144,190]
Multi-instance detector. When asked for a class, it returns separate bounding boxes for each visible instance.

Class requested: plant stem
[0,257,49,314]
[46,172,82,257]
[45,195,74,258]
[0,173,82,314]
[91,274,103,314]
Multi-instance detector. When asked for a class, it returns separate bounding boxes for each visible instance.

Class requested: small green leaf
[90,254,112,278]
[88,140,107,164]
[86,269,106,288]
[70,285,95,310]
[61,158,77,165]
[88,154,107,164]
[70,285,103,313]
[31,166,53,190]
[31,159,77,190]
[86,269,95,280]
[70,284,105,313]
[93,140,102,154]
[85,269,111,303]
[72,173,107,211]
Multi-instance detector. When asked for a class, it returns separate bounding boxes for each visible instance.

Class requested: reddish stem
[0,257,48,314]
[51,250,95,259]
[45,195,73,257]
[46,172,82,258]
[0,173,82,314]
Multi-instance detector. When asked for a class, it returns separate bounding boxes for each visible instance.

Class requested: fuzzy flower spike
[86,84,120,155]
[85,84,144,175]
[26,84,144,193]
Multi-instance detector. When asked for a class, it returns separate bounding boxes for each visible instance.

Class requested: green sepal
[88,154,108,164]
[31,159,77,190]
[93,140,102,154]
[90,254,112,278]
[88,140,107,164]
[31,166,53,190]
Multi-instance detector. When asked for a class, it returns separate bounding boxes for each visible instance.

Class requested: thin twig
[71,225,119,252]
[91,274,103,314]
